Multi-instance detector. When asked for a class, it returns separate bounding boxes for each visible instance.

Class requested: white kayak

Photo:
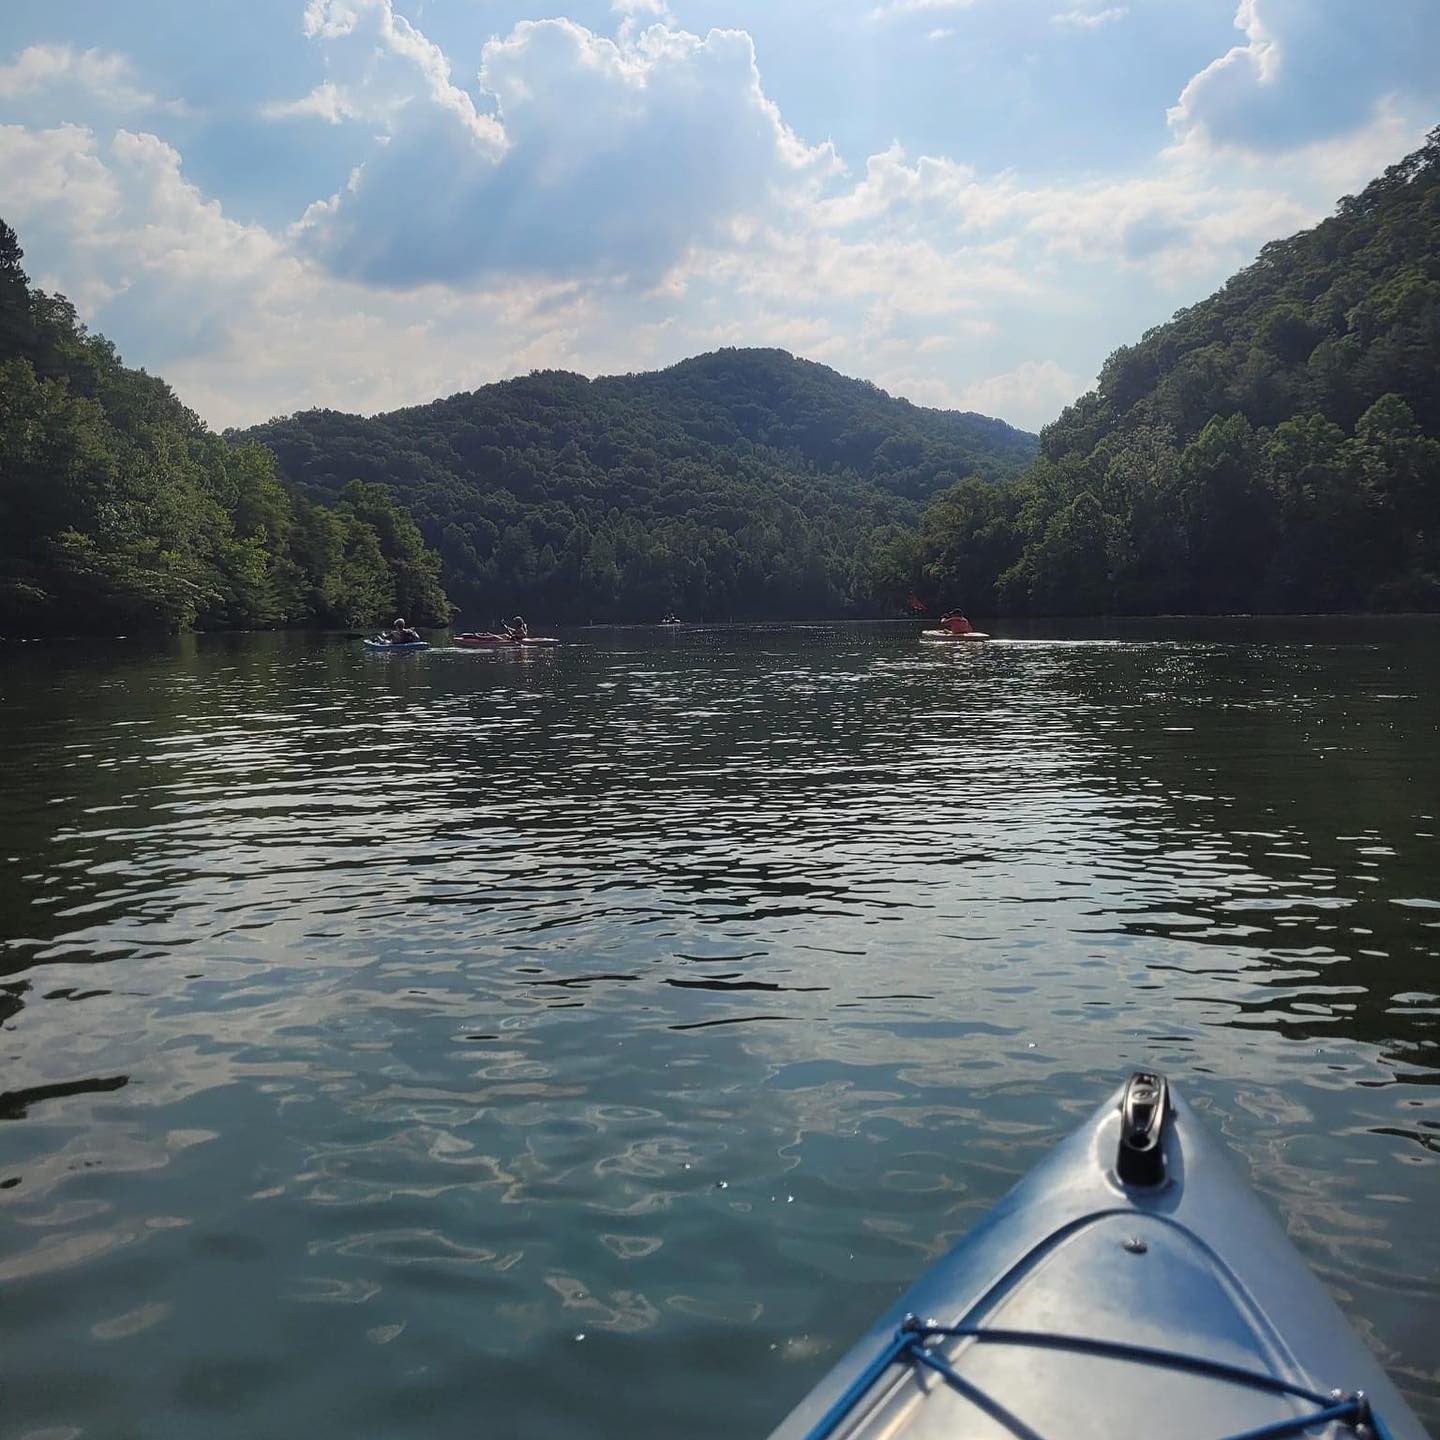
[920,629,990,642]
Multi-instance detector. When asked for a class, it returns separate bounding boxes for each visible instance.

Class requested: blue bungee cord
[796,1315,1392,1440]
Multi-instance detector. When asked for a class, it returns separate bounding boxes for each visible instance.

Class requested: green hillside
[895,127,1440,616]
[0,220,448,636]
[240,350,1035,622]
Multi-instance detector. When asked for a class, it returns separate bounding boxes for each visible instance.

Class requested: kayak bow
[769,1073,1426,1440]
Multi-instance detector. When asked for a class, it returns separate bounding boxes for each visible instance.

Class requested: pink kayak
[454,632,560,648]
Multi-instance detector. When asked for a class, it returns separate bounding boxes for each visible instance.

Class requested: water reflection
[1,621,1437,1437]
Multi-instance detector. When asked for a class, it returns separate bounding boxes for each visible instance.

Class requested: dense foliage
[241,350,1035,622]
[892,128,1440,615]
[0,220,448,635]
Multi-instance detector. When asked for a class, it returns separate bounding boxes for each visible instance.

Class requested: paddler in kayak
[502,615,528,641]
[940,609,974,636]
[388,617,421,644]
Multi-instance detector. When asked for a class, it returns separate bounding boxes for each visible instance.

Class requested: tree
[1174,416,1276,612]
[0,214,449,635]
[335,481,451,624]
[1008,492,1117,615]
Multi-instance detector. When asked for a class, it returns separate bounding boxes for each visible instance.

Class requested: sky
[0,0,1436,432]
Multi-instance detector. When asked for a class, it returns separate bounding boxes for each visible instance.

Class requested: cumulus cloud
[0,123,279,358]
[0,43,182,114]
[294,0,504,148]
[1169,0,1440,154]
[293,11,837,289]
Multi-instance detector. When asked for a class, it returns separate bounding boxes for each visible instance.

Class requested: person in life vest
[941,610,973,635]
[389,617,422,644]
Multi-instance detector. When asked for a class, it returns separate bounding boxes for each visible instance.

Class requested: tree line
[0,219,449,636]
[880,127,1440,616]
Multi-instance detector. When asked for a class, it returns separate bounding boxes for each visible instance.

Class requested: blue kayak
[769,1074,1426,1440]
[363,638,428,651]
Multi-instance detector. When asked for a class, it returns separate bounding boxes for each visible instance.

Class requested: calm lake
[2,619,1437,1438]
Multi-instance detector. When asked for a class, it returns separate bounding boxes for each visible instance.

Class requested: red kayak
[453,632,560,648]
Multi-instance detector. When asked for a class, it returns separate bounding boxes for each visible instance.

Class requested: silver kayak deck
[767,1078,1427,1440]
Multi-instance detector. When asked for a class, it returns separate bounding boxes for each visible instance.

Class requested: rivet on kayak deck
[1122,1236,1148,1253]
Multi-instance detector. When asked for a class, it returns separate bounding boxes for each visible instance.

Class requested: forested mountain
[0,220,448,636]
[891,127,1440,616]
[12,127,1434,633]
[241,351,1035,621]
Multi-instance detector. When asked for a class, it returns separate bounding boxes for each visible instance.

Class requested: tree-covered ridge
[241,350,1036,622]
[896,128,1440,616]
[0,220,448,635]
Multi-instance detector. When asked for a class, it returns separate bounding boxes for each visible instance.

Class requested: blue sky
[1,0,1435,430]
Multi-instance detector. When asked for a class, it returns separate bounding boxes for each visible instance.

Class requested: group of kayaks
[770,1072,1426,1440]
[365,621,992,650]
[362,630,560,651]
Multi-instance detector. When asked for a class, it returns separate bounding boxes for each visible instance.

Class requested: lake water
[2,619,1437,1438]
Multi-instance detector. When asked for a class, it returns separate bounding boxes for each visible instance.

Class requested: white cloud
[261,81,364,125]
[1051,6,1128,28]
[1168,0,1277,147]
[0,120,627,423]
[296,0,504,150]
[0,124,280,358]
[869,0,979,21]
[0,43,182,114]
[295,14,838,289]
[1282,99,1433,194]
[0,124,121,272]
[810,140,1316,281]
[958,360,1082,429]
[1168,0,1439,155]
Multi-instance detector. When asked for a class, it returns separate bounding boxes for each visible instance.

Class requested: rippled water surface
[2,620,1438,1438]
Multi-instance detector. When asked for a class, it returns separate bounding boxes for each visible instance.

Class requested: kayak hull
[768,1079,1425,1440]
[363,639,428,651]
[454,632,560,648]
[920,629,989,642]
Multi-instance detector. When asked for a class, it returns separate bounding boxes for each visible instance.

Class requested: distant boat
[920,629,989,643]
[453,631,560,648]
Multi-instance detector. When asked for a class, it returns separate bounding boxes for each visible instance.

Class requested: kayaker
[389,617,421,644]
[941,610,973,635]
[503,615,528,640]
